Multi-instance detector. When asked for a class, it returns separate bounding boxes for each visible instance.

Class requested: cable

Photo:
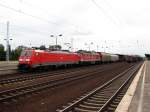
[0,1,94,37]
[102,0,123,26]
[0,1,91,34]
[20,1,92,33]
[21,0,54,17]
[0,22,49,37]
[0,3,60,25]
[90,0,119,26]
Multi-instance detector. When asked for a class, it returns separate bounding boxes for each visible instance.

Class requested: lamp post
[50,34,62,46]
[97,45,99,52]
[85,42,93,51]
[4,38,12,62]
[64,42,71,51]
[4,21,13,62]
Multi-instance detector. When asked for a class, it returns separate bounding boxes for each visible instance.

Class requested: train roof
[22,49,74,54]
[49,50,73,54]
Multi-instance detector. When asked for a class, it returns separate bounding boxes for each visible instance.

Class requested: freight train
[18,49,142,70]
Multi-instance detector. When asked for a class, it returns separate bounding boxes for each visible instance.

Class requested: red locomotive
[18,50,81,70]
[77,50,101,64]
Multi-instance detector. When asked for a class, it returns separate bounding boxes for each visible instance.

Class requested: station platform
[0,61,18,74]
[115,61,150,112]
[0,61,18,65]
[0,61,18,68]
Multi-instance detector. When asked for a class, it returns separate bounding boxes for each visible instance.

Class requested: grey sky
[0,0,150,56]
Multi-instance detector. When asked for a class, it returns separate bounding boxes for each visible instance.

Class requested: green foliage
[10,46,25,60]
[39,45,46,50]
[49,45,62,51]
[0,44,26,61]
[0,44,6,61]
[0,44,4,52]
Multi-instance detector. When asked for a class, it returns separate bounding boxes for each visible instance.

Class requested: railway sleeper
[1,94,10,97]
[83,101,103,107]
[92,95,108,99]
[9,93,17,96]
[79,104,100,111]
[87,99,107,103]
[75,107,97,112]
[103,88,118,92]
[11,99,18,103]
[114,98,122,102]
[90,97,108,102]
[116,95,123,99]
[95,93,105,96]
[109,103,118,108]
[93,94,109,98]
[3,101,10,105]
[112,100,120,105]
[118,92,125,96]
[107,106,116,111]
[96,91,105,94]
[90,96,108,101]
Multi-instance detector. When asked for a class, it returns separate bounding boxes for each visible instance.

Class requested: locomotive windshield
[20,51,32,56]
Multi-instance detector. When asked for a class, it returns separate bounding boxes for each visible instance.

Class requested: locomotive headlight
[19,59,23,61]
[25,59,30,61]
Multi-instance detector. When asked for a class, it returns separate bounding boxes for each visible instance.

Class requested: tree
[39,45,46,50]
[0,44,6,61]
[0,44,4,51]
[49,45,61,51]
[10,45,27,60]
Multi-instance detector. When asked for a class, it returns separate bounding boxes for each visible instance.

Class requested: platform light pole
[71,38,74,52]
[4,21,12,62]
[97,45,99,52]
[85,42,93,51]
[64,42,71,51]
[50,34,62,46]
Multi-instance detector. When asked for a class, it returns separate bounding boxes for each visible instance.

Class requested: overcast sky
[0,0,150,56]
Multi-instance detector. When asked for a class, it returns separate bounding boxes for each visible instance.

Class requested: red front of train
[18,50,80,70]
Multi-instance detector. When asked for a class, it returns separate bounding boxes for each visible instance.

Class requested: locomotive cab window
[21,51,32,56]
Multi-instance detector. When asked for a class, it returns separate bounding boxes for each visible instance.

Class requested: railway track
[0,65,96,82]
[0,69,19,79]
[0,63,124,85]
[57,62,142,112]
[0,63,130,104]
[0,68,17,76]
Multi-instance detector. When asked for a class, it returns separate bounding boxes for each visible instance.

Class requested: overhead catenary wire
[0,3,58,25]
[0,1,91,35]
[90,0,119,27]
[20,0,93,34]
[0,22,48,36]
[20,0,56,17]
[102,0,123,26]
[0,2,92,47]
